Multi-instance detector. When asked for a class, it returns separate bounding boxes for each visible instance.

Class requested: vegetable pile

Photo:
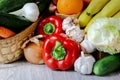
[1,0,120,77]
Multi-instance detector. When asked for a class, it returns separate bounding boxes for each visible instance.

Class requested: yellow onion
[22,35,44,64]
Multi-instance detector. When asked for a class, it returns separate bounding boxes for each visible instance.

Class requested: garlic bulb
[74,51,96,74]
[80,35,96,53]
[62,16,84,43]
[9,3,40,22]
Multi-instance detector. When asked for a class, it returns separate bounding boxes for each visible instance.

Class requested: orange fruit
[57,0,83,15]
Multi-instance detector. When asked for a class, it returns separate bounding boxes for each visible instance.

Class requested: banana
[85,0,120,33]
[113,11,120,18]
[78,0,110,27]
[78,10,91,27]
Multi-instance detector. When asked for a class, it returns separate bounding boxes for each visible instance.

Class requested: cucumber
[93,54,120,76]
[0,13,32,33]
[0,0,34,13]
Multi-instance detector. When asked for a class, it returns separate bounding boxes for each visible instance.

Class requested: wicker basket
[0,20,39,64]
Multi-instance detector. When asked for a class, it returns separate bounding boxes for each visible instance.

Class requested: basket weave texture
[0,20,38,64]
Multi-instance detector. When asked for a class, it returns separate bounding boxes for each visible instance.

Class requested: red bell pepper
[42,34,81,70]
[37,15,63,39]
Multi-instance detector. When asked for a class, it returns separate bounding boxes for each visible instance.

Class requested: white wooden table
[0,59,119,80]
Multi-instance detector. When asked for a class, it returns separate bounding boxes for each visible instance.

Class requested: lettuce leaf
[87,17,120,54]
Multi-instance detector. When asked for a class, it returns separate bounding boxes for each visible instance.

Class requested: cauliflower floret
[62,16,84,43]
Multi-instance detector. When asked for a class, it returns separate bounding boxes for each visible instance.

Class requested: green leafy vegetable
[87,17,120,54]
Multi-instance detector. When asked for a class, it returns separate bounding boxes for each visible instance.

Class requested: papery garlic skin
[80,35,96,53]
[62,16,84,43]
[10,3,40,22]
[74,51,96,74]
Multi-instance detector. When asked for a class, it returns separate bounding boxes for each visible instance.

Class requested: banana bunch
[113,11,120,18]
[78,0,120,33]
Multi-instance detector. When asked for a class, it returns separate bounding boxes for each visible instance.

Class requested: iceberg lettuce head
[87,17,120,54]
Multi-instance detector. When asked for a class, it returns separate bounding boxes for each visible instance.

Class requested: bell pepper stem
[43,23,55,35]
[51,41,66,60]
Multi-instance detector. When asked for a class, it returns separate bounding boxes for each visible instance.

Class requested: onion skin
[23,40,44,64]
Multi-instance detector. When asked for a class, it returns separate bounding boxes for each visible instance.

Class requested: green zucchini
[0,13,32,33]
[0,0,34,13]
[93,54,120,76]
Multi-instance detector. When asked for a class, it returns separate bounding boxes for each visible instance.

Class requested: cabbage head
[87,17,120,54]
